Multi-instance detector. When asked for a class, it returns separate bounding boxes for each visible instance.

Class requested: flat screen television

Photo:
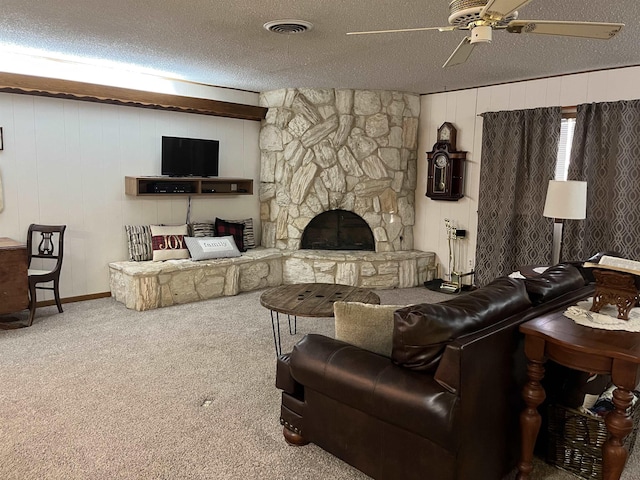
[161,136,219,177]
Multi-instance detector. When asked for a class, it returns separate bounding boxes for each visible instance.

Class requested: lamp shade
[543,180,587,220]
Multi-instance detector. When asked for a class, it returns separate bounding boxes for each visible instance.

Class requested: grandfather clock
[426,122,467,201]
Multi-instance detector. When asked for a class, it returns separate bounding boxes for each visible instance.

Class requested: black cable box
[153,182,193,194]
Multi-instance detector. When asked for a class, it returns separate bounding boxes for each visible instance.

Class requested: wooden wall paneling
[0,94,20,237]
[544,77,563,107]
[34,98,68,222]
[507,82,528,111]
[586,70,615,103]
[524,79,550,109]
[559,73,589,106]
[416,94,445,255]
[77,103,111,294]
[452,88,480,274]
[485,84,510,112]
[12,96,39,237]
[608,66,640,101]
[64,101,88,299]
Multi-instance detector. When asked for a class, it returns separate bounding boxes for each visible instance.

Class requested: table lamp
[543,180,587,264]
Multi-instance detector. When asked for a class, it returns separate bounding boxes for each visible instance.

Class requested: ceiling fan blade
[346,26,456,35]
[443,37,476,68]
[480,0,533,22]
[506,20,624,39]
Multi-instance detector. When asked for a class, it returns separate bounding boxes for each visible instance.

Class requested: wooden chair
[26,224,66,326]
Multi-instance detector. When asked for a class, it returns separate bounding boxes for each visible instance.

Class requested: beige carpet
[0,288,638,480]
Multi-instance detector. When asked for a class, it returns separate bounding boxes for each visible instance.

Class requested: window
[555,116,576,181]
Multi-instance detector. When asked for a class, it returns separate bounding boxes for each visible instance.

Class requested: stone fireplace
[257,88,436,288]
[259,88,419,253]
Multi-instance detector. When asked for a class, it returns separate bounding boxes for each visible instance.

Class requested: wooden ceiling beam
[0,72,267,121]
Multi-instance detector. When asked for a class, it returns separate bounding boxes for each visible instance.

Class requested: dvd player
[153,182,193,194]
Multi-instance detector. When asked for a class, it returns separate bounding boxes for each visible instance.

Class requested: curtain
[562,100,640,261]
[475,107,561,286]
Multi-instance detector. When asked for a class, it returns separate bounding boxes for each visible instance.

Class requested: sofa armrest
[289,334,459,450]
[434,284,595,394]
[276,353,299,395]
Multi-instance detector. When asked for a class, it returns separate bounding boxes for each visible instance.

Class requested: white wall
[0,91,261,299]
[415,66,640,280]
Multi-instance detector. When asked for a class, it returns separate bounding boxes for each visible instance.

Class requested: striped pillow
[124,225,153,261]
[189,222,215,237]
[218,218,255,249]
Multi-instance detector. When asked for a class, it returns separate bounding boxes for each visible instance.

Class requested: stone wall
[259,88,420,252]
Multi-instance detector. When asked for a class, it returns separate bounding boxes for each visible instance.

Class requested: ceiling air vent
[263,20,314,34]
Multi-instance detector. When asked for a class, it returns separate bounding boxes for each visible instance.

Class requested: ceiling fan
[346,0,624,68]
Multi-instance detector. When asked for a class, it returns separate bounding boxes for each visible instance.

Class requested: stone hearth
[259,88,419,252]
[109,248,437,311]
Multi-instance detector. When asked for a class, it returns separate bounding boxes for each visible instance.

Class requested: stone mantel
[259,88,420,253]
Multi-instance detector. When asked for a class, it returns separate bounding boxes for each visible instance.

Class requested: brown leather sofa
[276,262,597,480]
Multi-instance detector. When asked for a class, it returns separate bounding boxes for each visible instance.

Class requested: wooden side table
[516,311,640,480]
[0,238,29,328]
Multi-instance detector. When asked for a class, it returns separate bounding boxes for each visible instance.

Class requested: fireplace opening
[300,210,375,251]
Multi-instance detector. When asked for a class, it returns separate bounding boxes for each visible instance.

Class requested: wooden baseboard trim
[36,292,111,307]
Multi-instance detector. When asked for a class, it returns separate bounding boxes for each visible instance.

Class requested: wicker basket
[547,401,640,479]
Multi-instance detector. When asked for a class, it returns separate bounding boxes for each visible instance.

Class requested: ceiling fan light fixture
[263,20,314,35]
[470,25,493,43]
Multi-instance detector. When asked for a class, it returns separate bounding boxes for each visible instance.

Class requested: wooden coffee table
[260,283,380,355]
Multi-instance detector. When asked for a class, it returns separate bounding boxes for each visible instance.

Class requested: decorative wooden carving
[591,269,640,320]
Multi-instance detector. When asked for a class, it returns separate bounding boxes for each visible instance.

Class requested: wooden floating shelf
[125,176,254,197]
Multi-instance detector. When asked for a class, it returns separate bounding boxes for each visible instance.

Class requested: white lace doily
[564,299,640,332]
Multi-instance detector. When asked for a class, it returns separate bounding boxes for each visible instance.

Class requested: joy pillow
[150,224,190,261]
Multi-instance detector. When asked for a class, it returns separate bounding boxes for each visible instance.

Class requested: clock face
[439,125,451,142]
[435,154,448,168]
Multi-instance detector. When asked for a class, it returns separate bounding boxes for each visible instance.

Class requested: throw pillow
[150,224,190,261]
[124,225,153,261]
[189,222,215,237]
[184,236,241,261]
[334,302,404,357]
[215,218,245,252]
[218,217,255,249]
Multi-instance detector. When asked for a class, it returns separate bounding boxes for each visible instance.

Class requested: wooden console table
[0,237,29,326]
[516,310,640,480]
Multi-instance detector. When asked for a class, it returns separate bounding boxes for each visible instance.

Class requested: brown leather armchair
[276,263,594,480]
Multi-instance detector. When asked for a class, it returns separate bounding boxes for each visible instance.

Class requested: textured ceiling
[1,0,638,95]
